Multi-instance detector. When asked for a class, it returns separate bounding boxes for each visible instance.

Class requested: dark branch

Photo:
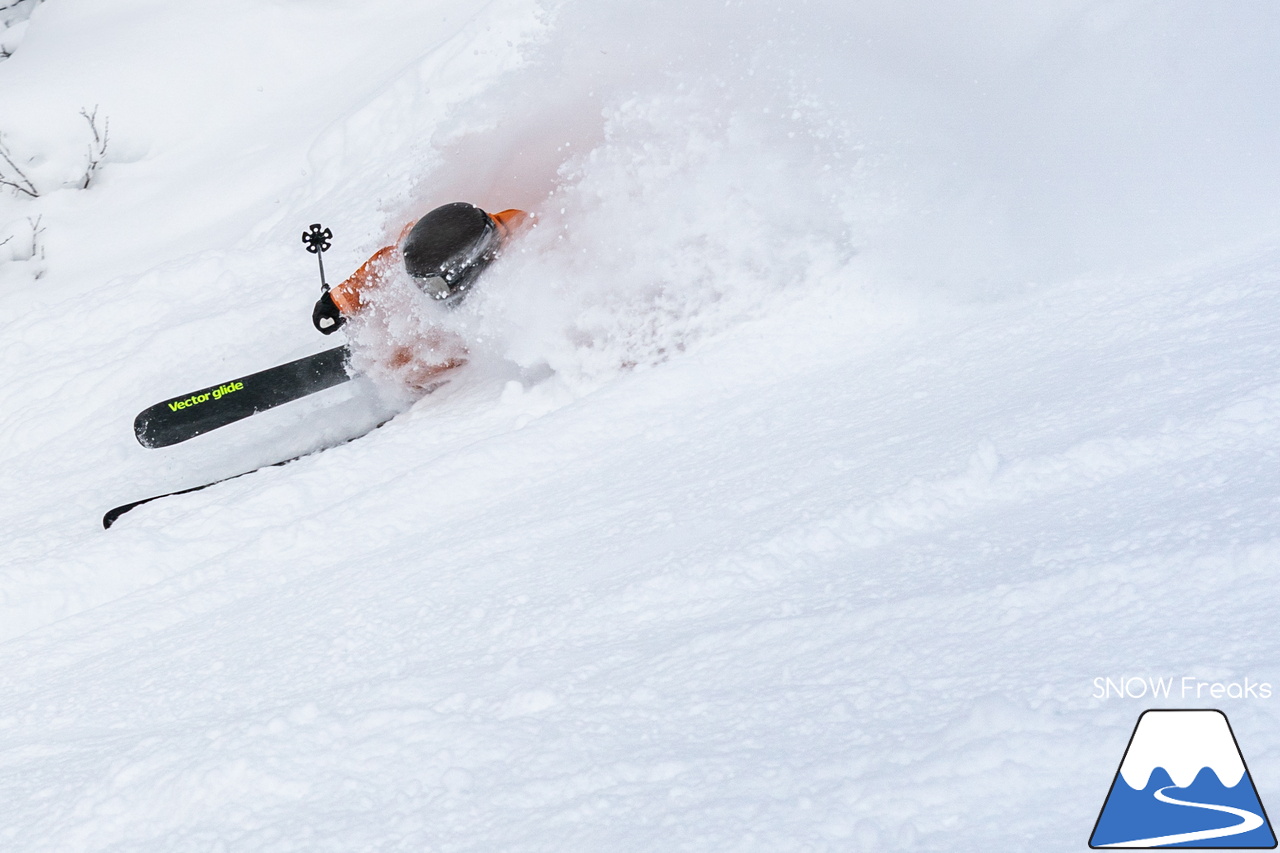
[80,105,109,189]
[0,135,38,197]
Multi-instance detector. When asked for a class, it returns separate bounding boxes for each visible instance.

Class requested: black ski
[134,345,353,448]
[105,419,380,529]
[105,450,312,529]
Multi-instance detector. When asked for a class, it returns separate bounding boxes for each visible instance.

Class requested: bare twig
[26,214,43,276]
[0,134,38,197]
[80,105,109,189]
[26,214,42,258]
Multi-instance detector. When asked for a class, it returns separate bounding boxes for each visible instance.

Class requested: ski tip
[103,499,145,529]
[133,412,160,448]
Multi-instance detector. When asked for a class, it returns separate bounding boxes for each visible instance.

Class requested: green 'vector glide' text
[167,381,245,412]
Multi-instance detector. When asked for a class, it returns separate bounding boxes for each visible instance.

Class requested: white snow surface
[2,1,1280,850]
[1118,710,1246,790]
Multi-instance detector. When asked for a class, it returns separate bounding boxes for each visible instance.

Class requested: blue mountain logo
[1091,709,1276,848]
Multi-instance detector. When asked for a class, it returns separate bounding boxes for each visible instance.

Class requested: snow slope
[2,1,1280,850]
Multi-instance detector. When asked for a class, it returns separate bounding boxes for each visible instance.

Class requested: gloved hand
[312,290,346,334]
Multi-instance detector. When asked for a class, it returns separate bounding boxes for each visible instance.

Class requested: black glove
[312,290,346,334]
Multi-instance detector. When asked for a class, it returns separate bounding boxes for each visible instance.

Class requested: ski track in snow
[2,1,1280,851]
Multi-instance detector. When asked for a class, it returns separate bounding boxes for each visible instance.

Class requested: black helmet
[401,202,498,305]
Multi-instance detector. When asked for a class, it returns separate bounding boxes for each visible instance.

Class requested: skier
[109,203,529,525]
[310,201,528,387]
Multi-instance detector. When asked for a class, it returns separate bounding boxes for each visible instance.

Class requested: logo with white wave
[1090,709,1276,848]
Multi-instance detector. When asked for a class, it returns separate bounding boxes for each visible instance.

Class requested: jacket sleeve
[327,243,399,316]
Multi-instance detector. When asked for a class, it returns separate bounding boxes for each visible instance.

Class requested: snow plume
[348,0,1280,392]
[342,266,473,404]
[315,0,875,397]
[379,0,878,393]
[344,86,862,398]
[463,89,861,390]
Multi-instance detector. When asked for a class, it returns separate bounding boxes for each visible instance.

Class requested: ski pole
[302,223,333,292]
